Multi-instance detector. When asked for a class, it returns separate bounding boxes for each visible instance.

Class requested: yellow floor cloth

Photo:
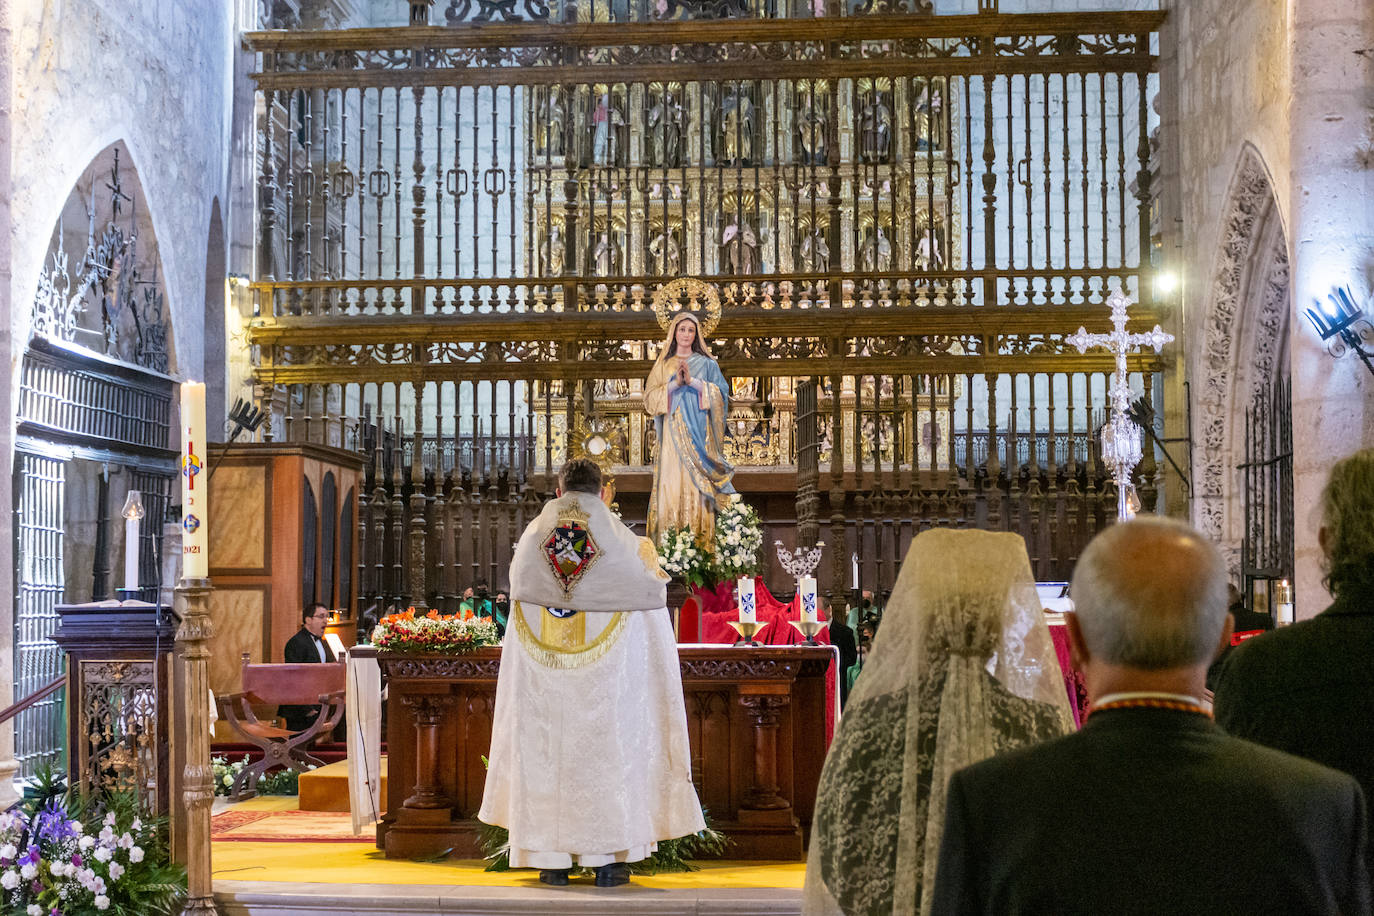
[211,797,805,889]
[212,842,805,889]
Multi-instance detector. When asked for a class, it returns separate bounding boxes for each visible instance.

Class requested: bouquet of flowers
[711,495,763,582]
[371,608,501,655]
[0,788,184,915]
[212,755,310,797]
[656,526,712,589]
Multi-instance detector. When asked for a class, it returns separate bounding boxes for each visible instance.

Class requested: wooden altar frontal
[357,645,832,861]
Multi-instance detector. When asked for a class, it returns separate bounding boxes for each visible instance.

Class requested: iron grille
[13,452,67,778]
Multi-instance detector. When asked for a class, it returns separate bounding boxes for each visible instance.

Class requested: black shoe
[539,868,570,886]
[594,863,631,887]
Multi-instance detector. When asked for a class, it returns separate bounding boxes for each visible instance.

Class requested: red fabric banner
[679,576,837,744]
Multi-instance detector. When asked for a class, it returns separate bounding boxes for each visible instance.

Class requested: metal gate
[1240,377,1293,618]
[13,451,67,778]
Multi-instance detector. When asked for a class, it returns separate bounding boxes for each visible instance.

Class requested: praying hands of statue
[675,361,708,410]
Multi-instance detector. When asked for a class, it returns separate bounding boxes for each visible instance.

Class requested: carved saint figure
[719,91,754,166]
[541,224,566,276]
[914,82,945,152]
[648,229,682,276]
[593,231,621,276]
[915,227,944,271]
[541,89,566,158]
[647,89,686,168]
[643,312,736,543]
[860,228,893,273]
[859,94,893,163]
[796,93,828,165]
[591,93,626,166]
[797,227,830,273]
[721,221,759,275]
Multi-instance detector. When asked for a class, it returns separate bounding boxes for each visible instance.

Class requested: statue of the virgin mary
[644,284,736,545]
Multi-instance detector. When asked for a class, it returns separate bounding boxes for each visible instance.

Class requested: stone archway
[12,140,181,778]
[1193,145,1291,570]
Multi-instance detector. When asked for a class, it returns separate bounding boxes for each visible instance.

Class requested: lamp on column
[1304,286,1374,379]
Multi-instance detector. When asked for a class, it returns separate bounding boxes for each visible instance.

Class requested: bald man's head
[1070,517,1228,670]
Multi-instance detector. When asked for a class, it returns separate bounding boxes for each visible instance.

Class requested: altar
[353,644,833,861]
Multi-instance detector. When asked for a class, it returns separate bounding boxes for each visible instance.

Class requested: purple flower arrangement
[0,797,178,915]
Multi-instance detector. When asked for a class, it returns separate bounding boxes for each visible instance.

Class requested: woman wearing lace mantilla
[802,528,1074,916]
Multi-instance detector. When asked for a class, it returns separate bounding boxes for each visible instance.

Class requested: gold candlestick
[789,619,824,645]
[727,619,763,646]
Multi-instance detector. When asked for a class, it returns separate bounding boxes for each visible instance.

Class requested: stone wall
[1,0,243,799]
[8,0,237,384]
[1163,0,1373,614]
[1285,0,1374,613]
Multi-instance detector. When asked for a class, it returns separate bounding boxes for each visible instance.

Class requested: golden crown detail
[651,277,721,336]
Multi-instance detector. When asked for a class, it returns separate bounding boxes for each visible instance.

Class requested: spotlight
[1304,285,1374,378]
[1155,270,1178,295]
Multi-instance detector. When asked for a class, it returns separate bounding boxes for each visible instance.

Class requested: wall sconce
[1304,285,1374,378]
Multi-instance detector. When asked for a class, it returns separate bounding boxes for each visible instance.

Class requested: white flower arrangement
[712,496,763,582]
[656,497,764,589]
[657,526,713,588]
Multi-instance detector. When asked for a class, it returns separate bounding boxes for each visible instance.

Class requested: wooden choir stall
[353,644,834,861]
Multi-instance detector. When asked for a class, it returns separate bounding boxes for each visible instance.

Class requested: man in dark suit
[822,596,857,707]
[280,602,337,732]
[931,517,1370,915]
[1215,447,1374,881]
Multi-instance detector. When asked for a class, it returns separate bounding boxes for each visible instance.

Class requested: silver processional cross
[1065,286,1174,521]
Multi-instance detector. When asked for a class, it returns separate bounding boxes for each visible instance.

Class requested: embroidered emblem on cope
[541,499,599,600]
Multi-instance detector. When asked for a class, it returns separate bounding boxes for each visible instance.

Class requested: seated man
[931,517,1370,914]
[479,458,704,888]
[279,602,337,732]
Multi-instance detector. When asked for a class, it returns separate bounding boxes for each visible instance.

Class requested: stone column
[1286,0,1374,615]
[0,0,20,812]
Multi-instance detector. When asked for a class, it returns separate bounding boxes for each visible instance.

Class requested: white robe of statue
[478,491,705,869]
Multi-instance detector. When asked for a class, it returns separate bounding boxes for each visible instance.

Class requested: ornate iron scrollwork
[80,660,160,811]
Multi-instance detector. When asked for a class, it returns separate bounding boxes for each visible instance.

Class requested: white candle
[1277,578,1294,626]
[800,576,818,624]
[737,577,756,624]
[851,553,859,590]
[180,382,209,579]
[122,495,142,593]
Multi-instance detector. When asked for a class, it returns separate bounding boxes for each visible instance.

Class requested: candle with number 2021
[180,382,209,579]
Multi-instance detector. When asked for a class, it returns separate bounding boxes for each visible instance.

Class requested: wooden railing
[0,676,66,727]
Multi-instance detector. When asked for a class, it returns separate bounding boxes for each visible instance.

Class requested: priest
[478,458,705,888]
